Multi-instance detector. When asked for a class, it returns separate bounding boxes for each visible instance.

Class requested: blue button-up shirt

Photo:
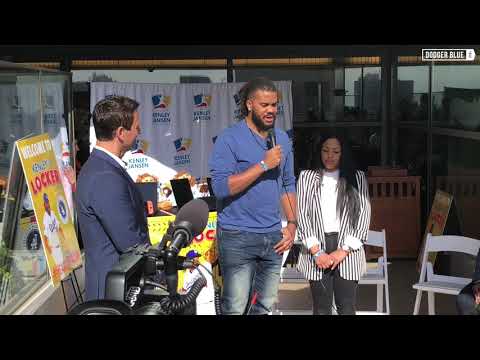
[208,120,296,233]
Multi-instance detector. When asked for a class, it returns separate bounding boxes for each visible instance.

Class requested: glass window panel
[0,68,45,314]
[431,134,480,276]
[292,126,381,174]
[234,68,335,123]
[432,134,480,238]
[72,69,228,84]
[362,67,381,121]
[343,67,381,122]
[345,68,361,96]
[396,66,429,122]
[432,65,480,130]
[344,68,362,121]
[0,64,72,314]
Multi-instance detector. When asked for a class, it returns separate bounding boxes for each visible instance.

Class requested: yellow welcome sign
[16,134,82,287]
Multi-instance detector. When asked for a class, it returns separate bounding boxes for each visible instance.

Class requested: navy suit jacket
[77,148,150,301]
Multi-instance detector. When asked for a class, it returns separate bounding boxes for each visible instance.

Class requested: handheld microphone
[165,198,209,296]
[267,128,276,150]
[168,199,209,253]
[267,128,279,173]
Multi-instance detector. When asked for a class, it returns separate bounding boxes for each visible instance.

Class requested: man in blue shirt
[209,78,297,315]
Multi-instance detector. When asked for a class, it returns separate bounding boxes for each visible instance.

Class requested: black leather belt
[324,232,338,237]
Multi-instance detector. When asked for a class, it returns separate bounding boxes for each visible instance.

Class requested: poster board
[90,81,294,180]
[16,134,81,286]
[416,190,454,271]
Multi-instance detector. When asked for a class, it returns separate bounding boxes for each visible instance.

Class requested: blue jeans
[217,226,283,315]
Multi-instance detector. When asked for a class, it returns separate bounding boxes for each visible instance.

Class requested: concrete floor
[275,260,458,315]
[57,259,459,315]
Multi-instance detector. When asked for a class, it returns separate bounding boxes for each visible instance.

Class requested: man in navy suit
[77,96,150,301]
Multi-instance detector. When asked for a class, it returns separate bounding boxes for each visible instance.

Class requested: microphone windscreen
[174,198,209,237]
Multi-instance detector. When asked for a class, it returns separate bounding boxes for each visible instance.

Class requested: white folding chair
[412,233,480,315]
[359,229,390,314]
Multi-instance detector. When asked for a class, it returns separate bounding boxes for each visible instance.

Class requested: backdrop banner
[90,81,293,179]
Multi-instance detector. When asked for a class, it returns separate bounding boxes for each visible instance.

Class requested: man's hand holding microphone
[261,145,282,172]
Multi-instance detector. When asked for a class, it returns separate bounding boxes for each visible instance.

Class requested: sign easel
[60,266,84,312]
[416,190,456,271]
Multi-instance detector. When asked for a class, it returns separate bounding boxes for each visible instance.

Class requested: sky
[398,65,480,93]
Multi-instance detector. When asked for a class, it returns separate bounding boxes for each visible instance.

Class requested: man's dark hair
[312,129,359,191]
[238,77,277,118]
[92,96,139,141]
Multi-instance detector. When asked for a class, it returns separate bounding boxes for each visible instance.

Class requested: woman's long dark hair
[312,130,359,191]
[313,130,362,227]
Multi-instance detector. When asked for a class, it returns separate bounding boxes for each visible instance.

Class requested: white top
[320,169,340,234]
[94,145,126,169]
[305,169,363,251]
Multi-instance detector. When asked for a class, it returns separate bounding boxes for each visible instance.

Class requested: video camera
[69,198,210,315]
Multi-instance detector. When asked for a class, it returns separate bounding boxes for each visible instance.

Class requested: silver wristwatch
[313,249,324,258]
[259,160,269,172]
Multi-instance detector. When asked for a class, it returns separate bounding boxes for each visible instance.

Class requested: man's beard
[251,110,275,132]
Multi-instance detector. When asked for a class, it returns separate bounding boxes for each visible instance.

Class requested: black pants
[309,233,358,315]
[456,282,479,315]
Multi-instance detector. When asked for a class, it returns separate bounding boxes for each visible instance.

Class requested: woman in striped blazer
[296,131,371,315]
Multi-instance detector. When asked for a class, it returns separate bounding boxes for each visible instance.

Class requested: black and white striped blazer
[296,169,371,281]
